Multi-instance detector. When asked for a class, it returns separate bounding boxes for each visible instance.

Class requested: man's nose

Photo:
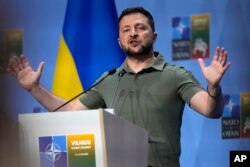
[130,28,138,37]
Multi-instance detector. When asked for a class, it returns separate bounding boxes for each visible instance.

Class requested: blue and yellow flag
[52,0,124,99]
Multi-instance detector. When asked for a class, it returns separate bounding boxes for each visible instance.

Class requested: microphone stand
[52,68,116,112]
[110,69,126,108]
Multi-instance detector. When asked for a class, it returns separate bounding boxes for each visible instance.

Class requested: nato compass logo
[45,142,61,162]
[39,136,68,167]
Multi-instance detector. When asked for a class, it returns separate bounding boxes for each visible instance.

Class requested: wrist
[207,85,221,98]
[30,84,41,94]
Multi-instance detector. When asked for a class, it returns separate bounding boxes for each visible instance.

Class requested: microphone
[53,68,116,112]
[109,69,126,109]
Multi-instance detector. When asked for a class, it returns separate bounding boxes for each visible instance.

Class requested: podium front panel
[18,109,107,167]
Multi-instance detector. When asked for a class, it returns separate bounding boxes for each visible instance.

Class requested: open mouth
[129,39,140,46]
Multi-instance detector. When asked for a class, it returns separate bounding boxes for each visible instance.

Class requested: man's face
[118,13,157,58]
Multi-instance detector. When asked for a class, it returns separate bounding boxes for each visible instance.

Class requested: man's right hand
[6,54,44,92]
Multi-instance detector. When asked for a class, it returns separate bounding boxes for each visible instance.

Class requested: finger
[20,54,30,68]
[221,50,228,66]
[9,56,20,73]
[213,47,220,61]
[7,56,19,76]
[222,62,231,73]
[7,57,14,70]
[15,56,24,71]
[7,59,20,77]
[217,47,225,63]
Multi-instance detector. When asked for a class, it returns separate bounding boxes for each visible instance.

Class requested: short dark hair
[118,7,155,32]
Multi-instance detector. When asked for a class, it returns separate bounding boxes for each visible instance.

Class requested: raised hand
[198,47,231,87]
[6,54,44,92]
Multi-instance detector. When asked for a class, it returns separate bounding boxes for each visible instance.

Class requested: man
[7,7,230,167]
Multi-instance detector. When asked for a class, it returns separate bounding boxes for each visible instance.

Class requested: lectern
[18,109,148,167]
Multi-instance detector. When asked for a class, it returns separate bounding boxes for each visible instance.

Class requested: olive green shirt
[79,52,204,167]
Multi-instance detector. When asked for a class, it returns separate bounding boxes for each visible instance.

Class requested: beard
[121,40,153,59]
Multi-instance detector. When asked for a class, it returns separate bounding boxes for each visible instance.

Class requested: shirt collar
[119,52,166,74]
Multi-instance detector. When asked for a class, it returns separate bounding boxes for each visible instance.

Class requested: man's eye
[139,26,146,30]
[123,29,130,32]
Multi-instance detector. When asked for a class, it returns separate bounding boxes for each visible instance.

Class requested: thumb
[37,62,45,75]
[198,58,206,71]
[198,58,207,76]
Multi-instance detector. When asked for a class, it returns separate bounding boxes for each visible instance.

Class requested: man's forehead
[119,13,148,26]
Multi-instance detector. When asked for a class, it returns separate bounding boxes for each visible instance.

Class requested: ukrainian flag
[52,0,124,100]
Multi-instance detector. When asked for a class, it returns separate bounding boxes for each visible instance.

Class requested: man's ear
[153,32,158,44]
[118,38,122,48]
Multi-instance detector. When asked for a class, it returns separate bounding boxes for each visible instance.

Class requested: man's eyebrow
[120,25,130,29]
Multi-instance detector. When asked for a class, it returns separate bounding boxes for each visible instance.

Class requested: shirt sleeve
[78,87,106,109]
[78,72,109,109]
[175,67,205,105]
